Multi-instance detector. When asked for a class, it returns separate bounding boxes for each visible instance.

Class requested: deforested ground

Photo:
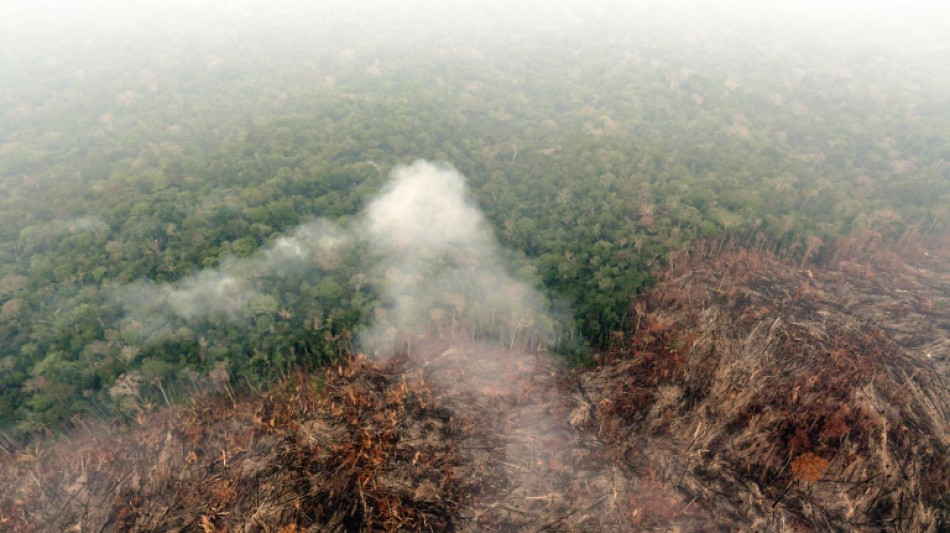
[2,236,948,532]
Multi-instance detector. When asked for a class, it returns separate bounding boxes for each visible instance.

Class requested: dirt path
[411,343,699,531]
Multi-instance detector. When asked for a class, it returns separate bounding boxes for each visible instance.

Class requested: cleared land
[2,236,948,532]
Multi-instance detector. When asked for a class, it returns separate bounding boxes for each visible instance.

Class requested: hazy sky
[3,0,947,52]
[1,0,947,117]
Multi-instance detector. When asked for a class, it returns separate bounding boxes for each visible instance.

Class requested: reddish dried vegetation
[0,355,462,532]
[0,344,655,532]
[574,236,950,530]
[2,236,948,532]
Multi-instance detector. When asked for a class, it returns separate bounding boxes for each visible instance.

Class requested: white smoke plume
[111,161,588,524]
[118,271,256,336]
[116,160,555,352]
[361,160,553,355]
[117,219,351,341]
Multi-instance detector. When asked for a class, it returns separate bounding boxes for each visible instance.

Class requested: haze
[2,0,949,450]
[3,1,948,67]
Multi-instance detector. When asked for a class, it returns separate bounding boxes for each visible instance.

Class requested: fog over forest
[2,0,950,530]
[4,0,949,69]
[1,0,949,460]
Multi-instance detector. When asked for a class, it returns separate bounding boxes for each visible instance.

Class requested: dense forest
[1,1,948,438]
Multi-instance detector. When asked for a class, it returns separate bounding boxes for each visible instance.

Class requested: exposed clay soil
[1,236,948,532]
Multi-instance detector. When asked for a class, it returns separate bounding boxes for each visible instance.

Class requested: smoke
[361,160,553,355]
[105,161,581,526]
[118,271,257,339]
[116,218,351,342]
[115,160,555,354]
[59,216,109,235]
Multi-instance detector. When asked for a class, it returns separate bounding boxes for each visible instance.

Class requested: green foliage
[0,17,948,436]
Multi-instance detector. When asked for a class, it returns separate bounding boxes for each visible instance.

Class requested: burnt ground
[575,235,950,531]
[1,235,948,532]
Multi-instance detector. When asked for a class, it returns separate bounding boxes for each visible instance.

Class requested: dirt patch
[412,342,686,531]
